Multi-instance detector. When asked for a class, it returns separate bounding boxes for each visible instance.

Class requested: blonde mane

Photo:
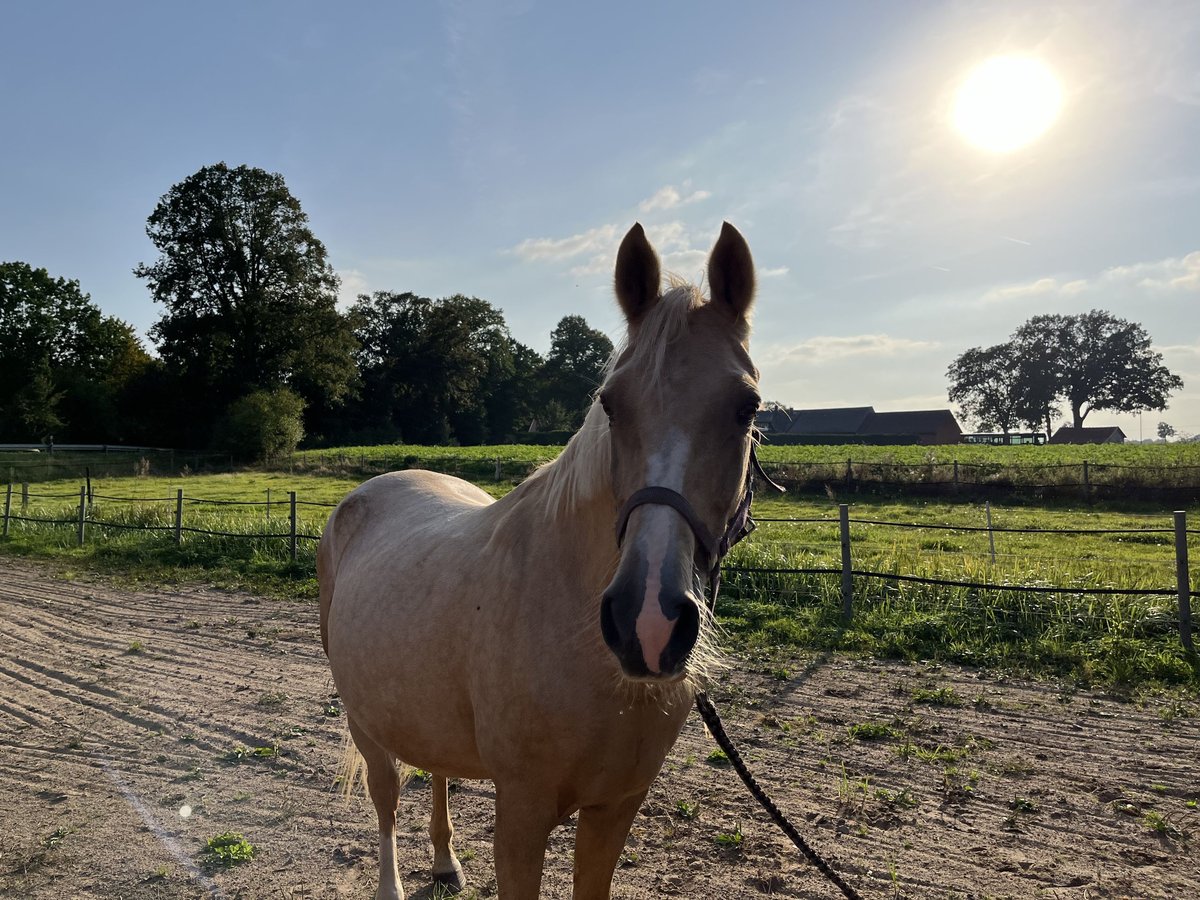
[535,281,706,518]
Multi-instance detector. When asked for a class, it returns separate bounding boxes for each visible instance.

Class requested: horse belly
[327,565,491,779]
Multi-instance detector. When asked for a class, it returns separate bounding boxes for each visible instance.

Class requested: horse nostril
[599,594,620,652]
[660,598,701,675]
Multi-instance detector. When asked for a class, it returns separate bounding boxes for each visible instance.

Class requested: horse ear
[707,222,755,322]
[614,223,662,324]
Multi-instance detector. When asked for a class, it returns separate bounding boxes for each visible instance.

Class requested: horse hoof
[432,861,466,893]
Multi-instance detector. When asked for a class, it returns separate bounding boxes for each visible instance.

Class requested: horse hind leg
[347,717,405,900]
[430,775,466,892]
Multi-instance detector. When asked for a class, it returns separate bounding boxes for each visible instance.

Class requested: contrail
[1001,236,1031,246]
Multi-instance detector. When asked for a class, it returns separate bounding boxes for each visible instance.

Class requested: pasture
[2,470,1197,686]
[1,564,1195,898]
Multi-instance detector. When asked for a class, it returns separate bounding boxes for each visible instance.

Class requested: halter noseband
[613,445,784,609]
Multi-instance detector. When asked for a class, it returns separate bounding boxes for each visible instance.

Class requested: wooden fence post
[174,489,183,545]
[77,486,86,546]
[289,491,298,562]
[266,488,271,520]
[3,483,11,538]
[985,500,996,564]
[1082,460,1090,502]
[1174,511,1194,653]
[839,503,852,621]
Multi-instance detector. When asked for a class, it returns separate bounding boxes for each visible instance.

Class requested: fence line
[1,485,1195,652]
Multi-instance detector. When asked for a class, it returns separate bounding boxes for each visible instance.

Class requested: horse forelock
[537,281,707,520]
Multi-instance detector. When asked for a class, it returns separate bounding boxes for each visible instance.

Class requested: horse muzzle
[600,584,701,680]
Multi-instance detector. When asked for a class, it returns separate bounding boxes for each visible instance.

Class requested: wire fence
[1,483,1195,653]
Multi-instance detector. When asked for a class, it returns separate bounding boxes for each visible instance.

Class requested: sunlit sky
[4,0,1200,439]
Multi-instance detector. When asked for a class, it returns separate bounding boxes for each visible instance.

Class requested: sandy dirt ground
[0,560,1197,899]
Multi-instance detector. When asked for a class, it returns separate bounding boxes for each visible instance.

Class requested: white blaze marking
[636,429,691,672]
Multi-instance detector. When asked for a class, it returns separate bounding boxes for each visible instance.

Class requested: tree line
[1,163,613,458]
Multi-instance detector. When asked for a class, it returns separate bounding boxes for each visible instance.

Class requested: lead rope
[695,447,865,900]
[693,692,864,899]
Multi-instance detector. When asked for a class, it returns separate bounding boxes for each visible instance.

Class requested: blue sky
[3,0,1200,439]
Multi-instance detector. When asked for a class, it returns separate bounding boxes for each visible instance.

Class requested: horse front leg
[492,781,558,899]
[571,790,647,900]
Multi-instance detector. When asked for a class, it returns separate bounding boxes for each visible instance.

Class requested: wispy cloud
[759,266,789,278]
[765,333,940,365]
[979,251,1200,305]
[512,224,621,263]
[638,184,712,213]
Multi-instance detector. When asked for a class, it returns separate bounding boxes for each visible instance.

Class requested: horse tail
[337,726,415,801]
[336,731,367,800]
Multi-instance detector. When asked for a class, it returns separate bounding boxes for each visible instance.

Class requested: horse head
[598,222,760,681]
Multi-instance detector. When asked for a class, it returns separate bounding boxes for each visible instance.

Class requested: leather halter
[613,445,784,609]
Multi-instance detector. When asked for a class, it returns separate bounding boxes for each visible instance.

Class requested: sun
[952,56,1063,153]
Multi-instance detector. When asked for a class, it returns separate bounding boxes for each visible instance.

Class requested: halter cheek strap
[613,446,783,608]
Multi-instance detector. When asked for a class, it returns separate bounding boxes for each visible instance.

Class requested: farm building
[759,405,964,445]
[1048,425,1126,444]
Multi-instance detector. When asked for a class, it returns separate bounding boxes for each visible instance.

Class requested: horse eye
[736,402,758,430]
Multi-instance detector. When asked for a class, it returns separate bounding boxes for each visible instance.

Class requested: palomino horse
[319,222,762,899]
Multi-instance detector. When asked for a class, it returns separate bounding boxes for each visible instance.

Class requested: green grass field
[3,464,1197,688]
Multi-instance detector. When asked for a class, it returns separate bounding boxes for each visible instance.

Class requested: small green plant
[848,721,901,741]
[675,799,700,820]
[126,641,144,654]
[1186,799,1197,809]
[1142,810,1181,838]
[185,621,200,630]
[202,832,255,866]
[224,744,279,762]
[911,686,963,707]
[875,788,919,809]
[410,769,433,784]
[256,691,287,707]
[714,824,744,849]
[706,748,730,766]
[322,703,341,717]
[1150,783,1167,794]
[1010,797,1038,814]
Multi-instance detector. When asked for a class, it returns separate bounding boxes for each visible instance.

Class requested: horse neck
[501,424,618,594]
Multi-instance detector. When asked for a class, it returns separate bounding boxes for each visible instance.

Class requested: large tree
[0,261,150,441]
[538,315,613,428]
[946,343,1024,434]
[949,310,1181,436]
[1019,311,1182,429]
[135,163,356,438]
[349,291,520,444]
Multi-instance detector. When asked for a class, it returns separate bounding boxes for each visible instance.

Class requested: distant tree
[538,315,613,428]
[950,310,1181,437]
[1043,311,1181,428]
[1157,422,1176,442]
[216,388,305,462]
[1008,320,1062,437]
[0,261,150,441]
[946,343,1023,434]
[135,163,357,441]
[349,291,517,444]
